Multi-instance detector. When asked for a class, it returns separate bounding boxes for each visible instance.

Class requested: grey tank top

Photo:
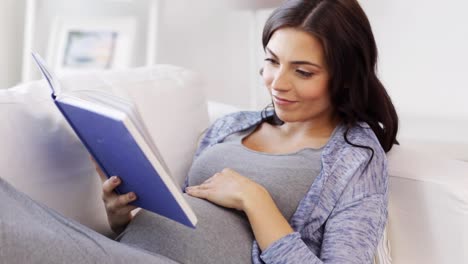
[118,125,323,264]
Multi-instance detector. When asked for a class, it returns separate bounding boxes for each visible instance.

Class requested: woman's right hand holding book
[91,157,138,234]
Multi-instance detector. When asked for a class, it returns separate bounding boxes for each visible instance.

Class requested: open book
[31,52,197,228]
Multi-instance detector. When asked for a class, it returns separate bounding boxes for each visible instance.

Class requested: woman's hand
[185,168,267,211]
[91,157,138,234]
[186,167,295,250]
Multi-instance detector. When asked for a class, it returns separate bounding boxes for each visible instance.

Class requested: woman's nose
[270,69,292,91]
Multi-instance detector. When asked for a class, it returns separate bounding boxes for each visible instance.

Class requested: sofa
[1,65,467,263]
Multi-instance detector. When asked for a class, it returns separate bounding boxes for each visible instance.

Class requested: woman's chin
[274,111,298,123]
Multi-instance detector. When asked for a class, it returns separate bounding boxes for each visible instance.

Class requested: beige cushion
[0,80,110,233]
[386,145,468,263]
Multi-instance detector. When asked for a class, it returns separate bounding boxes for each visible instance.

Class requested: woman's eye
[264,58,278,65]
[296,70,313,78]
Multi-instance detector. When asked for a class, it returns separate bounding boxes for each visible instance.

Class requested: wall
[358,0,468,146]
[360,0,468,120]
[153,1,283,110]
[0,0,255,109]
[25,0,154,81]
[2,0,468,121]
[155,0,254,109]
[0,0,25,89]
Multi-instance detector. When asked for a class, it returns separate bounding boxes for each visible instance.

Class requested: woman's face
[262,27,332,124]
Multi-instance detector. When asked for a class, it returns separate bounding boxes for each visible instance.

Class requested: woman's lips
[273,95,297,106]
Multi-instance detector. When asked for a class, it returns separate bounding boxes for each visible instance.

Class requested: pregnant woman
[103,0,398,263]
[0,0,398,263]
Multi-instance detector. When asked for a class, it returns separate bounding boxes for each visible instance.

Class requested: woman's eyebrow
[265,47,322,69]
[265,47,279,59]
[290,61,322,69]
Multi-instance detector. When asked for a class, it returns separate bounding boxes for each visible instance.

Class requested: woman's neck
[276,114,341,140]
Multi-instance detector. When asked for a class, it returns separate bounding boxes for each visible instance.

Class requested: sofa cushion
[0,65,209,234]
[0,80,110,233]
[386,145,468,263]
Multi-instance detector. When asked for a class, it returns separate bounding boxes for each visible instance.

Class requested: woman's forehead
[267,27,325,65]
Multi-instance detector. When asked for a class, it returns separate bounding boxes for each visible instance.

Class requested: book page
[31,52,62,96]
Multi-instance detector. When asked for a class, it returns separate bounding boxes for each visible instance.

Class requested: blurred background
[1,0,467,159]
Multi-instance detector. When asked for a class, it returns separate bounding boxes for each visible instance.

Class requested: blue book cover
[31,52,197,228]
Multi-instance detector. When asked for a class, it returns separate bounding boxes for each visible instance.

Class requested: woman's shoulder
[212,111,262,128]
[330,122,385,159]
[350,122,383,149]
[323,122,387,183]
[194,111,263,158]
[325,122,388,198]
[207,110,263,137]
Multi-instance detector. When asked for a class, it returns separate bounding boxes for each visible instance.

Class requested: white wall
[24,0,154,81]
[155,0,254,109]
[0,0,25,89]
[3,0,468,121]
[0,0,257,109]
[359,0,468,149]
[360,0,468,120]
[154,2,279,110]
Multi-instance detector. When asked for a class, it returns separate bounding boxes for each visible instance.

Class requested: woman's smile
[273,95,298,106]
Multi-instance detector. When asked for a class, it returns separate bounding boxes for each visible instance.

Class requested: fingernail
[129,193,136,200]
[112,176,119,183]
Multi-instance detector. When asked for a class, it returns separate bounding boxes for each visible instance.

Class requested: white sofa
[1,66,467,263]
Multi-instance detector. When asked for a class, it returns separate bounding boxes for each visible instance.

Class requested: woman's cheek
[300,89,323,99]
[299,79,330,100]
[262,68,275,88]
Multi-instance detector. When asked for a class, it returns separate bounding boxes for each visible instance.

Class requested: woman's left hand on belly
[185,168,267,211]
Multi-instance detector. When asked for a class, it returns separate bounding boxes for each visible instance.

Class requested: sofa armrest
[386,145,468,263]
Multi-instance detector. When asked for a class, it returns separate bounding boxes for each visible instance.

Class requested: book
[31,52,197,228]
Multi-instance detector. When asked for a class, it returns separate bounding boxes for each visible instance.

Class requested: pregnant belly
[118,194,254,264]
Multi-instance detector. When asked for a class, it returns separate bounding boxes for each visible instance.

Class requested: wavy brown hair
[261,0,398,153]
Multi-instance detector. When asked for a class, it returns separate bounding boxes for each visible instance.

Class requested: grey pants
[0,177,178,264]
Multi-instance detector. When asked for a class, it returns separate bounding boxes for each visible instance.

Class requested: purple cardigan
[186,111,388,263]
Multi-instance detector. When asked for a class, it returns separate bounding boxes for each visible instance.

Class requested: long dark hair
[261,0,398,153]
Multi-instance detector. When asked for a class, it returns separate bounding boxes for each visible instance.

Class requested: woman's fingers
[110,203,138,216]
[105,192,137,214]
[98,173,138,234]
[102,176,121,196]
[185,186,210,199]
[118,192,137,206]
[102,176,138,209]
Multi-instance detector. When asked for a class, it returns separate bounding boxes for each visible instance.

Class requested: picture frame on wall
[47,16,137,74]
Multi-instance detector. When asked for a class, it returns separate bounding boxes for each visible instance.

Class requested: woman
[104,0,398,263]
[0,0,397,263]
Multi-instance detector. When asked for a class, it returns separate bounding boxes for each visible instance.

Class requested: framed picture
[47,16,137,74]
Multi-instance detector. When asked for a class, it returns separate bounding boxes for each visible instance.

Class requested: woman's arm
[241,186,295,251]
[258,194,387,264]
